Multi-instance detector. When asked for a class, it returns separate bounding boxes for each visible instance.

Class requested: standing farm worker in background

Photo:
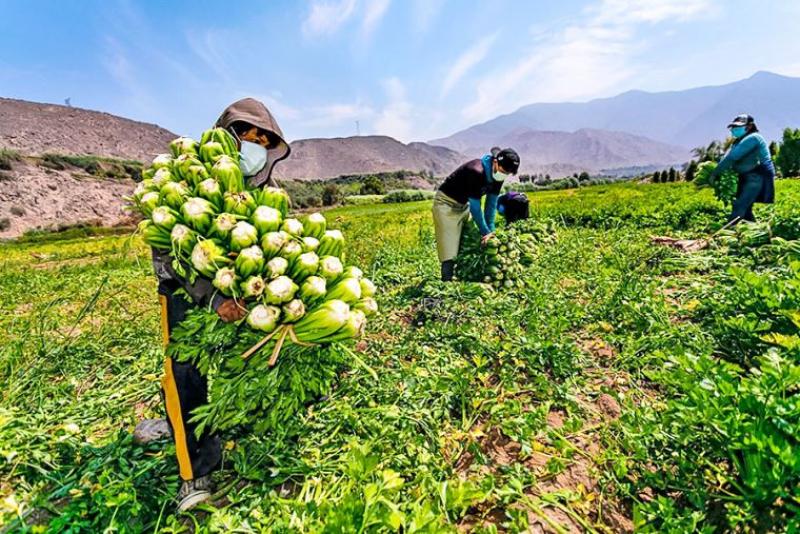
[433,147,520,281]
[714,114,775,223]
[133,98,291,511]
[497,191,530,224]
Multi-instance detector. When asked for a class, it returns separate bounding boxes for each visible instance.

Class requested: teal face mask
[239,140,268,176]
[492,170,508,182]
[730,126,747,139]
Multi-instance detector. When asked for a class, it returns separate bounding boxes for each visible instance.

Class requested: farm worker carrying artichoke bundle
[133,98,291,512]
[432,146,520,281]
[497,191,530,224]
[713,114,776,223]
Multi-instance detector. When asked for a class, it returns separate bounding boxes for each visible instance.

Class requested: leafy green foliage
[360,175,386,195]
[5,181,800,532]
[322,183,343,206]
[695,161,739,205]
[684,159,698,182]
[455,219,556,288]
[0,148,21,170]
[40,153,143,180]
[167,307,349,435]
[383,190,436,203]
[775,127,800,177]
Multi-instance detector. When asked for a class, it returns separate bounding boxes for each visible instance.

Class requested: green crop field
[3,181,800,532]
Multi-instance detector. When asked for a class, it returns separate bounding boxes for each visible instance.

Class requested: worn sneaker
[177,476,212,512]
[133,418,172,444]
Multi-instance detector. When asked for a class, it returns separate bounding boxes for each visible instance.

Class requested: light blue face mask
[492,170,508,182]
[730,126,747,139]
[239,140,268,177]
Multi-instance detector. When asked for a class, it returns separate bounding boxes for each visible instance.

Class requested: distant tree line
[775,128,800,177]
[283,169,439,208]
[649,167,681,183]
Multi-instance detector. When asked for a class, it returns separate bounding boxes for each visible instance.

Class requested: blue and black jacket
[438,154,503,235]
[716,132,775,203]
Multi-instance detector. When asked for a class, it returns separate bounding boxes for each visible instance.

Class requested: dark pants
[729,172,762,223]
[158,281,221,481]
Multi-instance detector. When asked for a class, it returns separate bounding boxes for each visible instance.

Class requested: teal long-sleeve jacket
[467,155,500,236]
[716,132,775,175]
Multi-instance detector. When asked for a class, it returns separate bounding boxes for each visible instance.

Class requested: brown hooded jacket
[214,97,291,188]
[151,98,291,308]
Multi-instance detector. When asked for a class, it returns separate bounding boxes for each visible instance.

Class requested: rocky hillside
[274,135,464,181]
[0,98,176,162]
[0,98,468,238]
[0,154,137,238]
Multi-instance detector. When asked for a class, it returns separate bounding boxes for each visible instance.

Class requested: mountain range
[431,71,800,162]
[273,136,463,181]
[431,127,690,176]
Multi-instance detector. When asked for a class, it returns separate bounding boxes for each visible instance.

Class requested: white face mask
[492,170,508,182]
[239,140,268,177]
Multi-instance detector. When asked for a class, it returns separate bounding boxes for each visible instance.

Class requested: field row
[2,181,800,532]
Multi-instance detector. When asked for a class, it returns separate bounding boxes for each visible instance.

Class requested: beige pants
[432,190,468,262]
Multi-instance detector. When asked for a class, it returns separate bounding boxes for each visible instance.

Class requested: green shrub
[39,153,142,180]
[0,148,20,171]
[16,222,131,243]
[383,189,435,203]
[321,184,343,206]
[344,194,384,205]
[776,127,800,177]
[360,175,386,195]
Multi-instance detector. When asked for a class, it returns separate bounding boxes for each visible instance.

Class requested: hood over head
[215,97,291,187]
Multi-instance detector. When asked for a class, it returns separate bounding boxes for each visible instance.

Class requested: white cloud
[303,0,358,37]
[374,77,412,141]
[411,0,445,34]
[593,0,713,24]
[440,33,497,98]
[463,0,716,122]
[185,28,238,83]
[242,92,375,140]
[770,62,800,77]
[361,0,391,37]
[251,94,302,122]
[303,103,375,131]
[101,37,157,117]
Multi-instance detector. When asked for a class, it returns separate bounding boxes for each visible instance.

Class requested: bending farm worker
[432,146,520,281]
[497,191,530,224]
[133,97,291,512]
[713,114,775,223]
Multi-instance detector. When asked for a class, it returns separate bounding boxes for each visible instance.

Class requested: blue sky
[1,0,798,142]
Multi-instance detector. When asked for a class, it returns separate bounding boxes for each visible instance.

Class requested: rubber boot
[441,260,455,282]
